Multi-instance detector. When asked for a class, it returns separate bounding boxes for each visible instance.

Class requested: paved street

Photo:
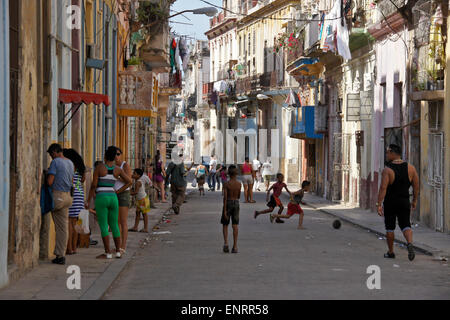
[104,189,450,300]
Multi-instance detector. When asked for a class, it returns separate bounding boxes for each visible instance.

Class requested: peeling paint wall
[8,0,45,283]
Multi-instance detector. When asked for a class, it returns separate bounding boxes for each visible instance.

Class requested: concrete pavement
[104,188,450,300]
[0,201,172,300]
[281,184,450,260]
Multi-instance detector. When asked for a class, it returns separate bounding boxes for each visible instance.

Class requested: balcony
[290,106,323,140]
[159,73,182,95]
[236,74,260,96]
[202,82,214,98]
[260,70,284,89]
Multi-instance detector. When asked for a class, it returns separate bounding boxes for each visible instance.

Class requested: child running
[221,165,241,253]
[270,180,310,229]
[129,168,151,233]
[254,173,292,223]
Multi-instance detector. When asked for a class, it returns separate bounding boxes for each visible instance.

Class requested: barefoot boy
[129,169,151,233]
[270,180,310,229]
[221,165,241,253]
[254,173,291,223]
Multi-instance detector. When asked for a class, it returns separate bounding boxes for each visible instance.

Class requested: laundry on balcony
[319,0,352,60]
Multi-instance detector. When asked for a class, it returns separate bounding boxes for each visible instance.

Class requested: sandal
[231,248,238,253]
[139,229,148,233]
[384,251,395,259]
[249,200,256,203]
[96,253,112,259]
[223,245,229,253]
[128,228,138,232]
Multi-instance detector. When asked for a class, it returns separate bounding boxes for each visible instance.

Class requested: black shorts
[383,199,411,232]
[267,195,282,209]
[221,200,240,225]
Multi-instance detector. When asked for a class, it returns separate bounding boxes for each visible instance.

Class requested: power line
[200,0,363,22]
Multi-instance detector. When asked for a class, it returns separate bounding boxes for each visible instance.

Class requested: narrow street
[104,189,450,300]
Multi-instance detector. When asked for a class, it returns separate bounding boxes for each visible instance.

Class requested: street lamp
[169,7,218,19]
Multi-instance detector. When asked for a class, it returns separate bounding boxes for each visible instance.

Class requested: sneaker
[223,245,229,253]
[269,214,274,223]
[51,256,66,265]
[90,239,98,246]
[407,243,415,261]
[231,248,238,253]
[383,251,395,259]
[275,218,284,223]
[115,252,122,259]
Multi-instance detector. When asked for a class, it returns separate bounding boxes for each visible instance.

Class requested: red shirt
[272,182,286,197]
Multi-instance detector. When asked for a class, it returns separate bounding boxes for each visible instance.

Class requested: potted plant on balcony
[127,56,142,71]
[426,68,438,90]
[136,1,170,36]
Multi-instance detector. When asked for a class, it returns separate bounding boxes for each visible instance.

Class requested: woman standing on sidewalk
[114,148,133,254]
[86,146,132,259]
[63,148,86,255]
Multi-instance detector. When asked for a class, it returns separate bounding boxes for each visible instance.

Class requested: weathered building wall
[9,0,44,282]
[372,30,409,212]
[0,0,10,289]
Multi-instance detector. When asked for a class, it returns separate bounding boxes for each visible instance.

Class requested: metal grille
[346,93,360,121]
[360,90,373,120]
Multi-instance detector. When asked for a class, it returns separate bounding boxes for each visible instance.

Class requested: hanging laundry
[170,38,177,73]
[321,0,351,60]
[175,38,182,72]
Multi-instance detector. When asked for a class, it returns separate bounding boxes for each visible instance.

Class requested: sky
[170,0,222,41]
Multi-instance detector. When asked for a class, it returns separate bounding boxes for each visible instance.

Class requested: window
[253,30,256,55]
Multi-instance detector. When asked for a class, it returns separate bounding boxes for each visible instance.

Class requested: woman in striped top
[86,146,132,259]
[63,148,86,255]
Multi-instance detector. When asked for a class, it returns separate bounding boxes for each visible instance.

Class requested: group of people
[193,156,275,200]
[45,144,153,264]
[217,160,311,253]
[219,144,420,262]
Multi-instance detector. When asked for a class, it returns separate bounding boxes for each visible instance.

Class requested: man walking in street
[47,143,74,265]
[166,151,192,214]
[377,144,419,261]
[208,155,217,191]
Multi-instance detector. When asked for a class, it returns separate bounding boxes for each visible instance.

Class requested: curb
[303,201,438,257]
[83,191,193,300]
[80,206,170,300]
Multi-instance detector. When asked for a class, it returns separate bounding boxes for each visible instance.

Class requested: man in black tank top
[377,144,419,261]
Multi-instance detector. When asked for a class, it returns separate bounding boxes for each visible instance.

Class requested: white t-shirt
[209,159,217,173]
[252,159,261,171]
[136,176,148,201]
[262,162,273,176]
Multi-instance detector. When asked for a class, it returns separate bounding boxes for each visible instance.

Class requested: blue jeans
[208,172,216,190]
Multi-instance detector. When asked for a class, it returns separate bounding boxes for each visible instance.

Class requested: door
[428,132,444,232]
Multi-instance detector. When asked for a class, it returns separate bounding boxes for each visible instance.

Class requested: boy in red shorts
[270,181,310,229]
[254,173,292,223]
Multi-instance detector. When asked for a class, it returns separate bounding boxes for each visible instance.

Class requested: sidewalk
[0,198,179,300]
[283,184,450,260]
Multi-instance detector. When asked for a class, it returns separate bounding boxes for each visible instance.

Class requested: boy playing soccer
[254,173,292,223]
[270,180,311,229]
[221,165,241,253]
[129,168,151,233]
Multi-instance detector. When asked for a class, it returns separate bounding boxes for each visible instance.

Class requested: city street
[104,189,450,300]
